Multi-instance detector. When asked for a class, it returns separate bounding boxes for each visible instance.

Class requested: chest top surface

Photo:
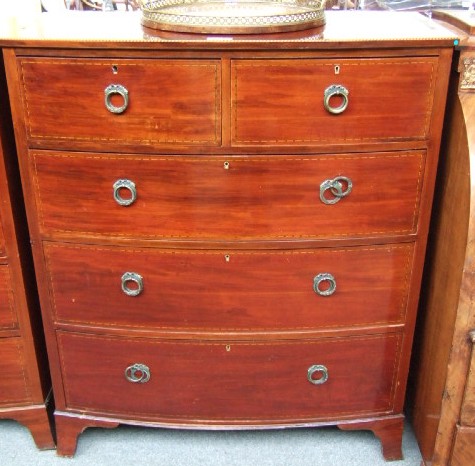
[0,10,457,50]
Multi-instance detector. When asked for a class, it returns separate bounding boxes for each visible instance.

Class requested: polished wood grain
[459,332,475,426]
[408,10,475,466]
[0,10,454,459]
[0,338,32,405]
[57,331,402,422]
[0,219,5,255]
[0,266,17,329]
[54,413,119,458]
[409,62,470,463]
[451,426,475,466]
[18,58,221,149]
[0,50,54,449]
[339,415,404,461]
[45,242,414,332]
[231,58,438,145]
[31,150,426,242]
[0,10,456,49]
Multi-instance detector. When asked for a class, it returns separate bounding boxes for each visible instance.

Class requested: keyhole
[112,65,118,74]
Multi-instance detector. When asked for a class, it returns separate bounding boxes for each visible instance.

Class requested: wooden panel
[31,150,425,241]
[18,58,221,148]
[408,67,475,465]
[0,265,17,329]
[0,337,31,406]
[58,331,401,422]
[231,58,438,145]
[451,426,475,466]
[0,218,5,257]
[460,332,475,426]
[0,11,456,48]
[45,242,414,331]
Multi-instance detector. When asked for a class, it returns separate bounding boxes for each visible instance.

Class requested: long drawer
[0,337,31,406]
[0,266,17,330]
[58,331,401,422]
[31,150,425,240]
[18,58,221,147]
[45,242,414,331]
[231,57,438,145]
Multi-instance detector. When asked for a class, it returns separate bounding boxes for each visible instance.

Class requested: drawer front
[231,58,438,145]
[32,150,425,240]
[58,331,401,422]
[19,58,221,147]
[0,338,31,406]
[0,266,17,330]
[46,243,414,331]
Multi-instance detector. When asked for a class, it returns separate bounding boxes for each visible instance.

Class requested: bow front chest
[0,10,455,459]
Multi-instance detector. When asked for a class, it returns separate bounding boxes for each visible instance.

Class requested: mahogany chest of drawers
[0,53,54,449]
[0,10,455,459]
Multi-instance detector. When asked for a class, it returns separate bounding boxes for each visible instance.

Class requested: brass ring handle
[307,365,329,385]
[121,272,144,297]
[105,84,129,114]
[125,363,150,383]
[313,273,336,297]
[113,179,137,206]
[324,84,349,115]
[320,176,352,205]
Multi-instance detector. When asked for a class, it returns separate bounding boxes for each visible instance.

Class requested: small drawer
[0,337,31,406]
[58,331,401,422]
[231,57,438,145]
[0,266,17,330]
[45,242,414,331]
[32,150,425,241]
[18,58,221,148]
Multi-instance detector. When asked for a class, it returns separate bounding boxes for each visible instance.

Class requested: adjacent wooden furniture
[408,10,475,466]
[0,52,54,449]
[0,10,455,459]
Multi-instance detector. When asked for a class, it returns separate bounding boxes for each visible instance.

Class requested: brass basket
[140,0,326,34]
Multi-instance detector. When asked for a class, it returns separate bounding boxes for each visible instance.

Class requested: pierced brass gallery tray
[140,0,326,34]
